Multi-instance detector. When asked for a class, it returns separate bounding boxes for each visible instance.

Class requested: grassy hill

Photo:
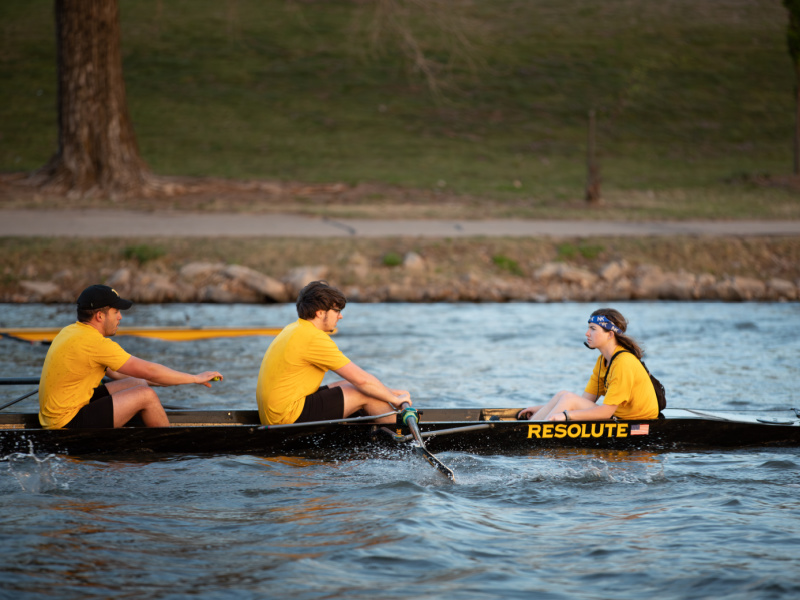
[1,0,797,218]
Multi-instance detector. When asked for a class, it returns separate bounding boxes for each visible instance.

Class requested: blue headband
[588,315,622,334]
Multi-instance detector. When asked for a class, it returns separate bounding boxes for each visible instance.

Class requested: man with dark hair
[39,284,222,429]
[295,280,347,320]
[256,281,410,425]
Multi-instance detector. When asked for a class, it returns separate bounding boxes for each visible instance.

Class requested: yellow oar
[1,326,283,343]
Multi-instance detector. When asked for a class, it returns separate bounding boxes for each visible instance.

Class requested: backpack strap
[597,349,629,398]
[603,350,629,390]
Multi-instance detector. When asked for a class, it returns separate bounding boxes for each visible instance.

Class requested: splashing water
[6,441,67,493]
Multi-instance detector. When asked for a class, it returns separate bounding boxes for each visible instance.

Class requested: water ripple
[2,303,800,599]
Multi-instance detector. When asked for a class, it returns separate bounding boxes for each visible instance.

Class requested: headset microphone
[583,342,591,349]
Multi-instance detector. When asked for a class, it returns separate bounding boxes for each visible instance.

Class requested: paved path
[2,209,799,237]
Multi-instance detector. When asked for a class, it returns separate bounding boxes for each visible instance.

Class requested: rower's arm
[104,368,127,381]
[116,356,222,388]
[105,367,165,387]
[333,361,410,408]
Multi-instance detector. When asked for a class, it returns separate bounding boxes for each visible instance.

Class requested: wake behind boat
[1,407,799,458]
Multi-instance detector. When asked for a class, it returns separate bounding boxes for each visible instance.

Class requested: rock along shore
[3,209,799,305]
[10,255,799,305]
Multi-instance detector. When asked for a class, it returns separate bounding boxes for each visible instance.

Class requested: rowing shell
[1,407,799,458]
[1,327,283,343]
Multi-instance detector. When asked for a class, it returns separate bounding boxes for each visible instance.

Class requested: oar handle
[399,402,418,424]
[398,403,424,444]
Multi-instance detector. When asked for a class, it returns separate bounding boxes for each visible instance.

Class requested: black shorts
[294,386,344,423]
[65,384,114,429]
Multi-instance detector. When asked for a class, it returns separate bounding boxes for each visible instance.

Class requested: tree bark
[585,109,601,205]
[795,77,800,175]
[29,0,154,198]
[785,1,800,175]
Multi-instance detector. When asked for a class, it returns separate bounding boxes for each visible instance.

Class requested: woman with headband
[518,308,659,421]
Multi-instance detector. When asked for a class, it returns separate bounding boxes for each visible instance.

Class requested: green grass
[382,252,403,267]
[122,244,166,264]
[556,243,605,261]
[492,254,524,276]
[0,0,798,217]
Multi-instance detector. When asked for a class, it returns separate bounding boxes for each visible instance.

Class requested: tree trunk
[795,77,800,175]
[29,0,154,198]
[585,109,601,205]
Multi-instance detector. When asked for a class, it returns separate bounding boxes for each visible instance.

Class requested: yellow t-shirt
[38,322,131,429]
[584,348,659,420]
[256,319,350,425]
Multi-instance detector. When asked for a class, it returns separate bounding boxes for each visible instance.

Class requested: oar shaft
[0,377,41,386]
[399,403,455,482]
[0,389,38,411]
[403,409,426,446]
[401,423,493,442]
[260,411,397,430]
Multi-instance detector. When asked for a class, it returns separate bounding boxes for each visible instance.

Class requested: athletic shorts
[64,384,114,429]
[294,385,344,423]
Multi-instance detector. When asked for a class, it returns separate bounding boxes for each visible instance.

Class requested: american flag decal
[631,424,650,436]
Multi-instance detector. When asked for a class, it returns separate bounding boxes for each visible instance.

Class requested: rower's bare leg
[339,383,398,424]
[528,392,563,420]
[532,391,597,420]
[530,391,585,420]
[110,384,170,428]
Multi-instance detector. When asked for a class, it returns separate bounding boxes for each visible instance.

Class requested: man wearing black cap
[38,284,223,429]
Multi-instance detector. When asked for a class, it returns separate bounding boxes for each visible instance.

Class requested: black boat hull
[2,408,799,457]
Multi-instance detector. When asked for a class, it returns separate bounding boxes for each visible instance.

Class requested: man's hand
[194,372,223,388]
[391,389,411,407]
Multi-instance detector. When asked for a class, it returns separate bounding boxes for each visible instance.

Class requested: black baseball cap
[77,285,133,310]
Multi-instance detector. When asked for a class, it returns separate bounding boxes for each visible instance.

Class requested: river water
[1,302,799,599]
